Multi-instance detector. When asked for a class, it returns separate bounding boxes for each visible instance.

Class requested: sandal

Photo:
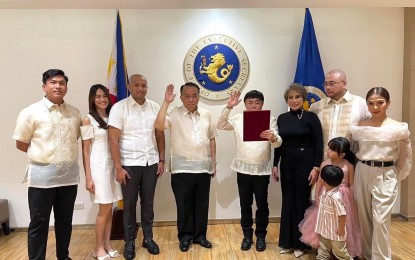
[92,251,111,260]
[106,249,120,258]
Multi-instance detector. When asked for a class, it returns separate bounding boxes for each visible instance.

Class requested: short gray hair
[283,83,307,102]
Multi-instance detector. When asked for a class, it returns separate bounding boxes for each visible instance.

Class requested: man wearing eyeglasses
[154,82,217,253]
[309,69,370,158]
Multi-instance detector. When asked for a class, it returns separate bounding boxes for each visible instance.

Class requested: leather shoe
[142,239,160,255]
[240,238,253,251]
[123,241,136,260]
[256,238,266,251]
[179,241,190,252]
[58,258,72,260]
[193,239,212,248]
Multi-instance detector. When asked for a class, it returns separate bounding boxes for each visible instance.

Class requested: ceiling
[1,0,415,9]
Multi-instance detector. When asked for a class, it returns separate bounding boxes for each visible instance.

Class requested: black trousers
[237,172,270,239]
[171,173,211,243]
[121,164,158,242]
[28,185,78,260]
[279,146,313,250]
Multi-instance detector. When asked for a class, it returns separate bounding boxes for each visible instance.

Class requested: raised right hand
[165,84,176,103]
[227,91,242,108]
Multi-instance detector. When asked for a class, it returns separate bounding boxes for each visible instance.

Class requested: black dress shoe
[256,238,266,251]
[142,239,160,255]
[123,241,136,260]
[57,258,72,260]
[179,241,190,252]
[194,239,212,248]
[241,238,253,250]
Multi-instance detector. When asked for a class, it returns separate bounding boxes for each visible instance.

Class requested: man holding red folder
[217,90,282,252]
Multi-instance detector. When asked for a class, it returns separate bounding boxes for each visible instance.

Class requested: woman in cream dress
[350,87,412,260]
[81,84,122,260]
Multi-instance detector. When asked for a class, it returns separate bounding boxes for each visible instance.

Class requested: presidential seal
[303,86,326,110]
[183,34,250,101]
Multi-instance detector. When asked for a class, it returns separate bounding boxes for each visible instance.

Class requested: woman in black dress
[273,83,323,258]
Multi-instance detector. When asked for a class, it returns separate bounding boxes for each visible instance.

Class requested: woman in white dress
[81,84,122,260]
[350,87,412,260]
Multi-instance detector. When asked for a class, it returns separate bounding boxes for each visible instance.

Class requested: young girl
[298,137,362,258]
[81,84,122,260]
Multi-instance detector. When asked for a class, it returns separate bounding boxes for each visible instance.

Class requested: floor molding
[10,217,282,232]
[9,215,413,232]
[392,213,415,222]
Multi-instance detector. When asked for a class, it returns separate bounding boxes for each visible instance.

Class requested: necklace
[370,117,386,127]
[297,109,304,120]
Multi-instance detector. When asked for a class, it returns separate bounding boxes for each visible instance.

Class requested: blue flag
[107,10,129,104]
[294,8,325,110]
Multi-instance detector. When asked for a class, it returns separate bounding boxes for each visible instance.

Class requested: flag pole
[107,9,130,240]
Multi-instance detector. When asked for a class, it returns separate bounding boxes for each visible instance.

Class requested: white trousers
[354,162,397,260]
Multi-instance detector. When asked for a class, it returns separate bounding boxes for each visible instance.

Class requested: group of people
[272,69,412,260]
[12,68,411,260]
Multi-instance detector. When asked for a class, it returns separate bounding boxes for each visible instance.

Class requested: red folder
[243,110,271,141]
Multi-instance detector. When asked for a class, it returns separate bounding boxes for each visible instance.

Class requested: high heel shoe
[279,248,293,254]
[92,251,111,260]
[106,249,120,258]
[294,249,305,258]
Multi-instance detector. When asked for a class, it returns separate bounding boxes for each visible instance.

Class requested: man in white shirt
[108,74,165,259]
[155,83,217,252]
[309,69,370,157]
[216,90,282,252]
[13,69,81,260]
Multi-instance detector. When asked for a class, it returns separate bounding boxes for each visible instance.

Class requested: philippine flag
[107,10,129,104]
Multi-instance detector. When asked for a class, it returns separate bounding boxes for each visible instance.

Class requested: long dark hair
[88,84,112,129]
[365,87,390,102]
[328,137,356,164]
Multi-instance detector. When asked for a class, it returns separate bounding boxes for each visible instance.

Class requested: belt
[361,160,394,167]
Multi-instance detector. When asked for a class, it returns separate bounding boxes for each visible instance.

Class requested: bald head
[130,74,146,82]
[324,69,347,100]
[326,69,347,81]
[128,74,148,104]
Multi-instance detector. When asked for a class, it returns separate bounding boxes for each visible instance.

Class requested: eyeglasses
[323,81,344,87]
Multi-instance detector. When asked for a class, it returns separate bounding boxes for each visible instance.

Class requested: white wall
[0,8,404,228]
